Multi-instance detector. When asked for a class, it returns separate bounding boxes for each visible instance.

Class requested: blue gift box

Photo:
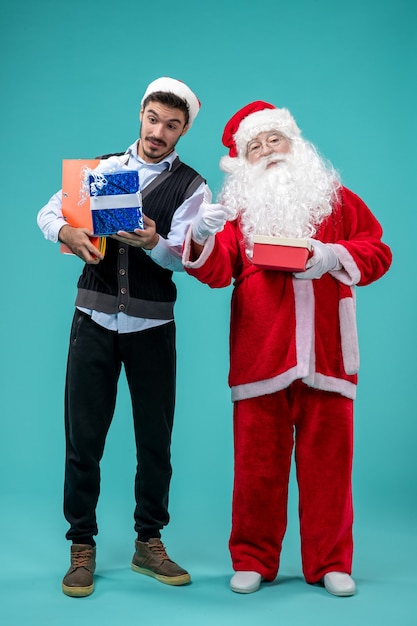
[89,170,144,236]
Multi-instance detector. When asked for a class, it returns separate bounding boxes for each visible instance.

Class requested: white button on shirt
[37,140,207,333]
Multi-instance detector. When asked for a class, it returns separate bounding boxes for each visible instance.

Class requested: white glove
[191,187,234,245]
[294,239,341,279]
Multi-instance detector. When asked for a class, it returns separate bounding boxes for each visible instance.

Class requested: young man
[183,101,392,597]
[38,77,206,597]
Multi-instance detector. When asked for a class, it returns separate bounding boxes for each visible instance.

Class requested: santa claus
[183,101,392,596]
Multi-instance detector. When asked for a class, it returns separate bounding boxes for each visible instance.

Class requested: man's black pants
[64,309,176,544]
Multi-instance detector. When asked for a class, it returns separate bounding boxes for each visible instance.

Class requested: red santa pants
[229,380,354,583]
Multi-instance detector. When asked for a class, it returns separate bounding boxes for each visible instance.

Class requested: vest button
[118,304,126,311]
[120,288,127,295]
[119,247,126,254]
[119,268,126,275]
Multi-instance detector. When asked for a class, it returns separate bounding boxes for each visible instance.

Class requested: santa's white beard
[219,139,340,257]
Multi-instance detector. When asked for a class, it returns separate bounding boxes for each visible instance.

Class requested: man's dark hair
[142,91,189,126]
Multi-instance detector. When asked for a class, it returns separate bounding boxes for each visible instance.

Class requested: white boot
[323,572,356,596]
[230,571,262,594]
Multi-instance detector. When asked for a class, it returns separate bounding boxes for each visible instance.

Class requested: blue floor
[1,493,416,626]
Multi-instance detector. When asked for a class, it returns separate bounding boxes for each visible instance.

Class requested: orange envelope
[60,159,104,255]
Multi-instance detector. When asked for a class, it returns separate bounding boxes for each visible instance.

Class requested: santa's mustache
[251,154,288,173]
[265,154,287,166]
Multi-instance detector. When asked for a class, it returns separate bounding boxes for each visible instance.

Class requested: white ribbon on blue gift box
[90,192,142,210]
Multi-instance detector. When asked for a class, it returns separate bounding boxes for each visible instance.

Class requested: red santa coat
[184,186,392,401]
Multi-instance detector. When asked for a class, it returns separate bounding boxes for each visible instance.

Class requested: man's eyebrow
[146,108,183,124]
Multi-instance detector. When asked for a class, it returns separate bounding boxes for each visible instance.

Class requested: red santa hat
[141,77,201,127]
[220,100,301,170]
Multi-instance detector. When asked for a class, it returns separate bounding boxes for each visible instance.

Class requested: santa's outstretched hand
[294,239,341,279]
[191,187,235,245]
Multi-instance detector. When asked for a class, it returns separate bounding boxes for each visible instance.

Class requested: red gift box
[252,235,312,271]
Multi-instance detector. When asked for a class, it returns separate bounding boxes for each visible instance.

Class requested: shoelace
[149,541,170,561]
[72,550,94,568]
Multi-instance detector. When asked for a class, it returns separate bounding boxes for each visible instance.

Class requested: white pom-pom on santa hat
[141,77,201,127]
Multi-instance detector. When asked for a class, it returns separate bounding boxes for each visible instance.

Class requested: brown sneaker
[62,544,96,597]
[131,538,190,586]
